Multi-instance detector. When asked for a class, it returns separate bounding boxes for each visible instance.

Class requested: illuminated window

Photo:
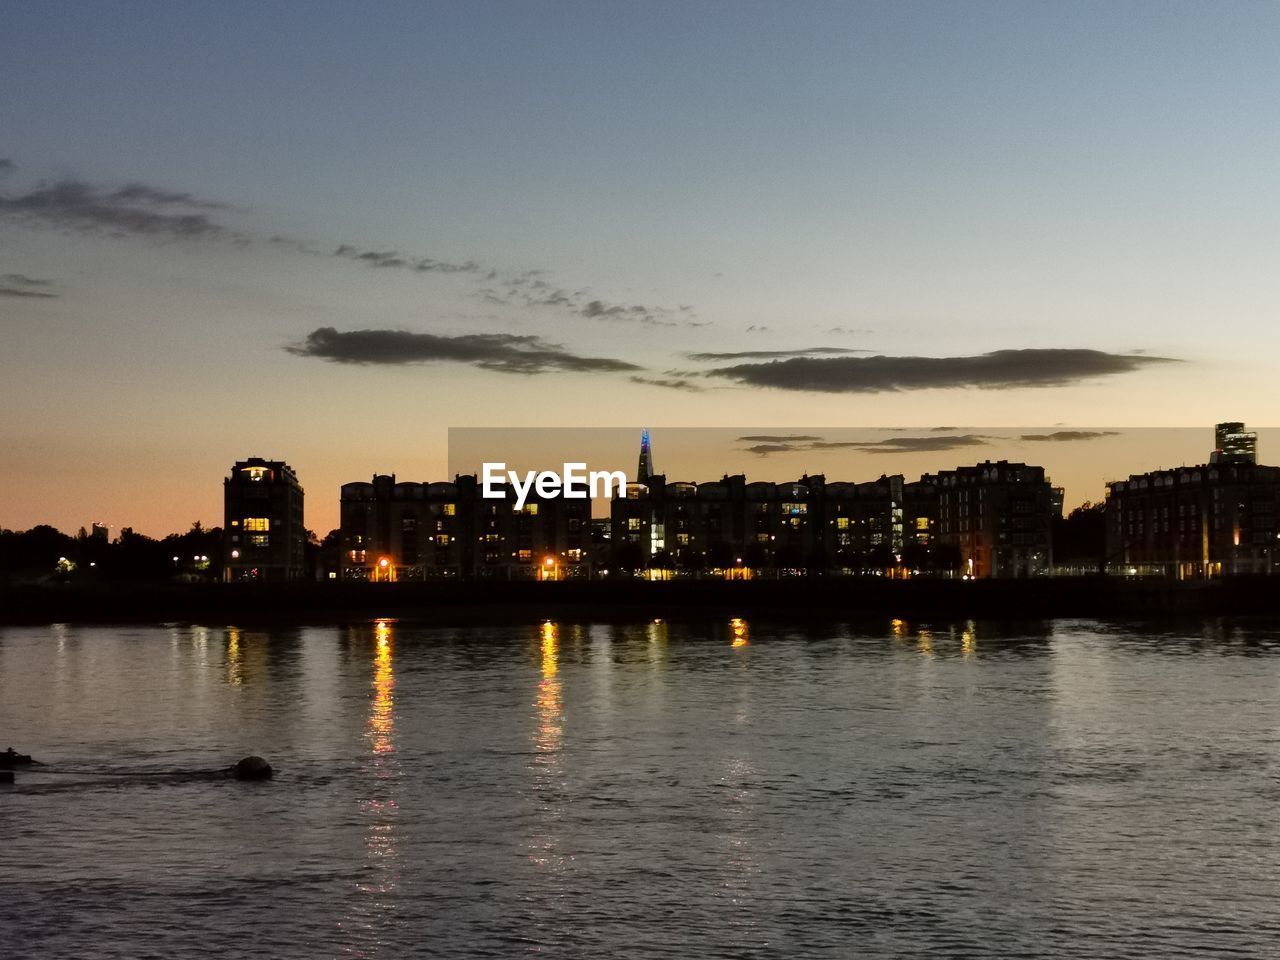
[436,534,450,545]
[444,503,456,516]
[676,533,690,545]
[244,466,270,482]
[518,549,532,561]
[567,548,582,561]
[756,533,770,543]
[249,534,269,546]
[916,517,930,530]
[781,503,807,516]
[244,517,270,531]
[836,517,850,530]
[231,519,240,527]
[627,518,642,531]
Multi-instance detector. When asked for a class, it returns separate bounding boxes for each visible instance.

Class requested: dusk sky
[4,2,1279,535]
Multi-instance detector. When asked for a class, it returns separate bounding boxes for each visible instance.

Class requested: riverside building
[223,458,306,581]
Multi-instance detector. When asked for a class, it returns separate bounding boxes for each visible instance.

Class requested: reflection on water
[4,617,1280,959]
[347,619,400,950]
[529,622,564,870]
[225,626,244,687]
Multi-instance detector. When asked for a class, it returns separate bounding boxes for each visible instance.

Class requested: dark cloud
[0,179,232,238]
[629,376,705,392]
[0,272,59,298]
[0,159,14,176]
[1019,430,1120,442]
[744,434,991,458]
[334,244,478,274]
[286,326,641,375]
[688,347,865,362]
[738,434,825,442]
[0,286,58,299]
[704,348,1179,393]
[812,435,991,454]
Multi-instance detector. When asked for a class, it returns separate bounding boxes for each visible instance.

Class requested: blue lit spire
[637,428,655,483]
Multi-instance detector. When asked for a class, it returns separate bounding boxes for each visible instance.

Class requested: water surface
[2,618,1279,958]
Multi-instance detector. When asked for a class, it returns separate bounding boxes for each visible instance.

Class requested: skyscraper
[637,428,655,483]
[1212,422,1257,464]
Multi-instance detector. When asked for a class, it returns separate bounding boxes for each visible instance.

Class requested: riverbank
[1,576,1277,625]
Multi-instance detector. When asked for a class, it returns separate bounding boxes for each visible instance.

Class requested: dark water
[2,618,1279,958]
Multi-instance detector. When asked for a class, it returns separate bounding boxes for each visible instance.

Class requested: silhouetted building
[338,474,591,580]
[611,472,916,578]
[934,461,1053,578]
[1212,421,1257,464]
[90,522,109,543]
[1106,461,1280,577]
[223,459,305,581]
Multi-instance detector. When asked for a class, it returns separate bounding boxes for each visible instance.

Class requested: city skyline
[5,3,1280,534]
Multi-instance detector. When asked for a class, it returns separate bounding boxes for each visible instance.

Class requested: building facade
[1106,461,1280,577]
[338,474,592,581]
[933,461,1053,578]
[223,458,305,581]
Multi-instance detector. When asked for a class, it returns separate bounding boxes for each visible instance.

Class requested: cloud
[704,348,1178,393]
[629,375,705,392]
[0,179,233,238]
[286,326,642,375]
[812,435,991,454]
[688,347,865,362]
[737,434,825,442]
[742,434,992,457]
[0,272,59,298]
[334,244,478,274]
[0,159,14,176]
[1019,430,1120,442]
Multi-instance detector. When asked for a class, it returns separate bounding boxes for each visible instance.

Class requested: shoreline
[1,577,1277,626]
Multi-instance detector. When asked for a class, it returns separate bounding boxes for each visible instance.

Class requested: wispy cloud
[740,433,992,457]
[286,326,641,375]
[1019,430,1120,442]
[629,375,705,392]
[0,179,235,239]
[705,349,1179,393]
[0,272,59,298]
[688,347,866,362]
[737,434,825,442]
[334,244,478,274]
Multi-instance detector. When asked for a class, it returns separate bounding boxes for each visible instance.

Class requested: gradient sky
[3,2,1279,535]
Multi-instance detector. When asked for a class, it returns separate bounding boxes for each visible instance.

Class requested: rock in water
[231,756,273,781]
[1,748,34,769]
[0,771,14,785]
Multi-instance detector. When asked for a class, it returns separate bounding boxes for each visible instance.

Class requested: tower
[637,429,655,483]
[1211,422,1257,464]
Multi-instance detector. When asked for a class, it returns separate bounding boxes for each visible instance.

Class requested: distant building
[1107,423,1279,577]
[933,461,1054,578]
[1106,464,1280,578]
[637,428,655,483]
[223,458,305,580]
[1212,421,1257,464]
[338,473,591,581]
[90,522,109,542]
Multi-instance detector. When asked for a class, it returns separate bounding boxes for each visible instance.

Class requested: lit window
[249,534,269,546]
[567,548,582,561]
[244,517,270,531]
[627,518,642,531]
[444,503,456,516]
[836,517,850,530]
[436,534,450,545]
[916,517,930,530]
[518,549,532,561]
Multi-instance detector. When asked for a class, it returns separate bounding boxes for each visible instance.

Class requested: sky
[3,2,1279,535]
